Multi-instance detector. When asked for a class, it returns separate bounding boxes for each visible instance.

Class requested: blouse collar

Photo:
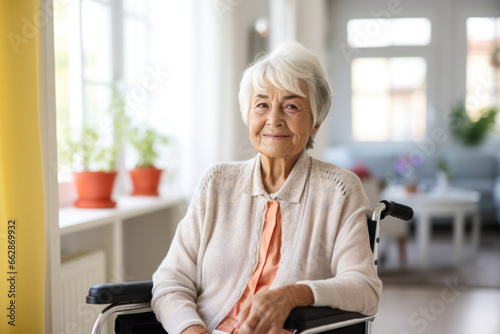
[243,150,311,203]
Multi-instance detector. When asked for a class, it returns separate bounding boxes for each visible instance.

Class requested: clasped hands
[182,284,313,334]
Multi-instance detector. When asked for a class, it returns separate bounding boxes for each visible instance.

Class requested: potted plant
[449,102,498,146]
[128,127,169,196]
[59,85,130,208]
[435,157,451,194]
[60,128,118,208]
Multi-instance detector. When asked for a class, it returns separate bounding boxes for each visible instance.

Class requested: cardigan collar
[243,150,311,203]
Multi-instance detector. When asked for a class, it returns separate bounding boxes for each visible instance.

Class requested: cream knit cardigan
[152,150,383,334]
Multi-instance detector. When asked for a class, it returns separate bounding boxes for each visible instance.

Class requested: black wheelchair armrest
[284,306,368,331]
[87,280,153,304]
[87,280,369,332]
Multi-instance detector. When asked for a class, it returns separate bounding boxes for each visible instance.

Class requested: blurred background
[47,0,500,333]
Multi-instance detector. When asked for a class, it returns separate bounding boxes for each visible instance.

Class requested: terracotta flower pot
[73,171,117,208]
[404,182,418,194]
[129,167,162,196]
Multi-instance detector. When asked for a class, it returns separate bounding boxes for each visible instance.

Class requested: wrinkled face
[248,85,319,159]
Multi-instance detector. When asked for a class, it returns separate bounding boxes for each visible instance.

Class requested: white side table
[381,186,481,269]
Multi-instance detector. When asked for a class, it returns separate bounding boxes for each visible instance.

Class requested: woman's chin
[258,147,301,159]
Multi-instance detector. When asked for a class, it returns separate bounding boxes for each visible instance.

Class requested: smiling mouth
[263,134,291,139]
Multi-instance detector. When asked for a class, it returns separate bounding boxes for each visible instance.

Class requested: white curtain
[175,0,241,197]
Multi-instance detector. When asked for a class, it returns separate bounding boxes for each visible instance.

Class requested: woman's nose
[267,104,284,127]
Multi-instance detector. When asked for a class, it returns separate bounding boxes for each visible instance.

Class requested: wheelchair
[87,200,413,334]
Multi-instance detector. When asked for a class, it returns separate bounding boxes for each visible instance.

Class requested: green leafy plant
[450,102,498,146]
[129,127,169,168]
[437,157,452,181]
[58,84,130,172]
[109,85,131,144]
[59,128,117,172]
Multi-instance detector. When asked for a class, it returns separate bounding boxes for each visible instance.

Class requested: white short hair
[238,41,332,149]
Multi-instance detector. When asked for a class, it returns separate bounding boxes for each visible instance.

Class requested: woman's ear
[311,122,321,135]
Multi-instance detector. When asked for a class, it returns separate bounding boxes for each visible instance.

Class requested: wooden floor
[372,285,500,334]
[372,224,500,334]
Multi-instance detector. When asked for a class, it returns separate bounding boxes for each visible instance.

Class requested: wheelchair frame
[87,200,413,334]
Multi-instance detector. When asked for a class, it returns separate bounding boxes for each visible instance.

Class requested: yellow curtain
[0,0,46,333]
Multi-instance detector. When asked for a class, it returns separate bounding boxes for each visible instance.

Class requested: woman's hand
[235,284,314,334]
[181,325,210,334]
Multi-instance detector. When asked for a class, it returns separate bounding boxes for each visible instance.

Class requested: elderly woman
[152,41,382,334]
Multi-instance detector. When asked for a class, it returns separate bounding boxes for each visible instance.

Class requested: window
[54,0,190,182]
[351,57,427,142]
[466,17,500,128]
[347,18,431,48]
[54,0,115,179]
[81,0,113,127]
[347,18,431,142]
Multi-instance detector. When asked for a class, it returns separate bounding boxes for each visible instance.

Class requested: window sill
[59,195,184,236]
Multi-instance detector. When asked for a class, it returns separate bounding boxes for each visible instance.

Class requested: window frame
[348,44,435,147]
[349,50,429,145]
[326,0,461,152]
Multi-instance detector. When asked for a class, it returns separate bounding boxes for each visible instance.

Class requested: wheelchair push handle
[380,200,413,221]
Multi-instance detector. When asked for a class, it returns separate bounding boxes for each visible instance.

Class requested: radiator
[61,250,107,334]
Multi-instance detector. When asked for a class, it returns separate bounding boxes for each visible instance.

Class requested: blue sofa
[323,146,500,225]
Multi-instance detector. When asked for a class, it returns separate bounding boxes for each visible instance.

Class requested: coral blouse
[216,200,291,334]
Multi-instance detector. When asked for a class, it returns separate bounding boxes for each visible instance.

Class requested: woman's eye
[256,103,267,108]
[285,104,298,109]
